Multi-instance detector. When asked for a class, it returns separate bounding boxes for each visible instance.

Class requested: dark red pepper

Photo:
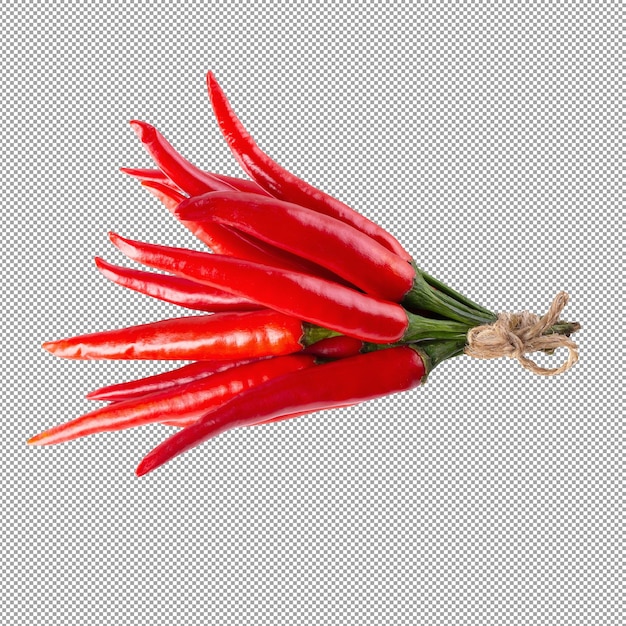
[135,346,427,475]
[302,335,364,359]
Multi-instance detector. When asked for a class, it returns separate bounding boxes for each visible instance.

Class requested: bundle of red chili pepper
[29,71,580,476]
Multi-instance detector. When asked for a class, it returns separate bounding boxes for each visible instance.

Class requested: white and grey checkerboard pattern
[3,1,624,625]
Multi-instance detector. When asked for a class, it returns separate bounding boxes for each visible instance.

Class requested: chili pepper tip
[135,452,161,477]
[42,340,57,354]
[27,432,48,446]
[129,119,152,143]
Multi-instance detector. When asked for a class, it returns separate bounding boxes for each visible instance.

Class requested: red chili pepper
[140,179,187,210]
[135,346,427,475]
[121,166,270,196]
[28,354,316,446]
[302,335,364,359]
[129,120,238,195]
[207,71,411,261]
[42,309,311,361]
[141,180,185,211]
[139,181,346,282]
[138,179,265,256]
[120,167,185,194]
[176,190,416,301]
[95,256,261,312]
[86,359,257,402]
[109,232,411,343]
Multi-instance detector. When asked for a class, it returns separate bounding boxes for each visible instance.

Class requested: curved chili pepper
[28,354,316,446]
[42,309,313,361]
[176,190,415,301]
[135,346,427,475]
[109,232,411,343]
[138,179,261,255]
[120,167,185,194]
[207,71,411,261]
[129,120,238,195]
[139,178,187,210]
[86,359,257,402]
[140,181,347,282]
[120,166,270,196]
[95,256,261,312]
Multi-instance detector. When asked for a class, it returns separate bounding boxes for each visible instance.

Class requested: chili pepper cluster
[29,72,579,476]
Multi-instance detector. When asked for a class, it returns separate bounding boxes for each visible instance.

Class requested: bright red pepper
[176,190,416,301]
[139,181,347,282]
[109,232,411,343]
[138,178,271,257]
[86,359,257,402]
[120,166,270,196]
[207,71,411,262]
[42,309,311,361]
[130,120,238,195]
[95,256,261,312]
[135,346,427,475]
[29,354,316,446]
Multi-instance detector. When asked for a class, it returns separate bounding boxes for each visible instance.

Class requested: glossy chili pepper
[139,178,186,210]
[129,120,238,195]
[138,179,263,255]
[135,346,428,475]
[95,256,261,312]
[28,354,316,446]
[110,232,472,343]
[85,359,257,402]
[207,71,411,261]
[42,309,317,361]
[176,190,416,301]
[120,166,270,196]
[140,181,346,282]
[108,232,415,343]
[134,168,287,262]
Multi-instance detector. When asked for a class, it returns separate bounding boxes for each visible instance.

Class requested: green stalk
[402,312,470,342]
[417,266,496,319]
[415,337,468,374]
[302,324,341,346]
[403,271,495,326]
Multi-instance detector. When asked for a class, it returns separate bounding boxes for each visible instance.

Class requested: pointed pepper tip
[129,120,153,143]
[27,432,48,446]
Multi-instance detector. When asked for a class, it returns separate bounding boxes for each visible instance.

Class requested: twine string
[465,292,579,376]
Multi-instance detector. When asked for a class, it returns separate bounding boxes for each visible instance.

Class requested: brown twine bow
[465,292,579,376]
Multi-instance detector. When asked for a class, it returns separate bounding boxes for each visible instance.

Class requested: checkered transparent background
[3,1,624,625]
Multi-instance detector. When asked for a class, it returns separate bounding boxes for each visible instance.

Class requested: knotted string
[465,292,579,376]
